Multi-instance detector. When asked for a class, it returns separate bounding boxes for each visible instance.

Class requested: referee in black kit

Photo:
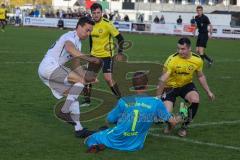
[194,5,213,67]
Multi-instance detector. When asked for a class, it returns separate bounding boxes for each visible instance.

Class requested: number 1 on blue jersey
[131,110,139,132]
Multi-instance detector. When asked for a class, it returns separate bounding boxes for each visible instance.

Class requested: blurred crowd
[20,8,91,19]
[11,7,126,21]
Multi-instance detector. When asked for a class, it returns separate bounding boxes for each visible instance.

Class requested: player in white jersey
[38,17,102,138]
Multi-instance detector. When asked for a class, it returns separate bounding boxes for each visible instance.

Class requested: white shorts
[38,57,72,99]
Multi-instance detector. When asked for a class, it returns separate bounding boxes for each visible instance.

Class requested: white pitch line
[149,133,240,152]
[149,120,240,151]
[219,76,232,79]
[189,120,240,128]
[150,120,240,132]
[0,61,40,64]
[1,58,240,64]
[125,58,240,63]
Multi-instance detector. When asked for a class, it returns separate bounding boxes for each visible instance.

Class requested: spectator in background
[22,9,27,18]
[29,10,34,17]
[59,9,64,18]
[138,14,144,23]
[103,13,108,19]
[34,8,40,17]
[50,11,55,18]
[159,15,165,24]
[67,8,73,18]
[109,12,114,21]
[57,18,64,29]
[15,7,21,26]
[115,13,121,21]
[41,8,46,18]
[56,9,60,18]
[153,16,160,24]
[177,15,182,25]
[45,12,49,17]
[124,14,129,22]
[190,16,195,26]
[72,9,78,18]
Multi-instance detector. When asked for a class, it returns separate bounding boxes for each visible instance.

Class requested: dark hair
[132,71,148,90]
[178,37,191,48]
[196,5,203,10]
[76,16,95,28]
[90,3,102,12]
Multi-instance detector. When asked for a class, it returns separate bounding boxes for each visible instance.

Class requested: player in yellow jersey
[82,3,125,106]
[0,4,7,32]
[156,37,215,137]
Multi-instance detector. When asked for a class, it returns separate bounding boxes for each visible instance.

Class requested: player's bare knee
[104,77,113,85]
[188,96,199,103]
[185,91,199,103]
[168,117,177,126]
[164,101,174,112]
[68,76,83,84]
[84,71,97,83]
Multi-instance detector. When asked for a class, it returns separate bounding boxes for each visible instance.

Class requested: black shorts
[196,33,208,48]
[0,19,6,24]
[88,56,113,73]
[100,57,113,73]
[161,83,198,103]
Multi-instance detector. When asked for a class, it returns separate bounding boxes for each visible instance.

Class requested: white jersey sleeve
[44,31,82,65]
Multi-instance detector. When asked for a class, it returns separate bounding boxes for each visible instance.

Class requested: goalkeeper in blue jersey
[85,71,183,152]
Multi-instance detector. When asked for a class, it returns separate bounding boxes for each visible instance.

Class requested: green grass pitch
[0,26,239,160]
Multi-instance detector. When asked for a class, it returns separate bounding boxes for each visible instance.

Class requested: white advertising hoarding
[113,21,132,32]
[23,17,78,28]
[151,23,240,39]
[23,17,58,27]
[23,17,240,39]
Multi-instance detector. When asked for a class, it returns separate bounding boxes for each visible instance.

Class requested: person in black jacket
[193,5,213,67]
[177,15,182,25]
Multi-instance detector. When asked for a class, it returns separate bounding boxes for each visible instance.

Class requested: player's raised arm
[208,23,213,38]
[193,21,197,36]
[196,70,215,101]
[65,40,85,57]
[115,34,124,54]
[114,34,126,61]
[65,41,100,64]
[156,70,170,97]
[107,99,124,124]
[107,17,126,61]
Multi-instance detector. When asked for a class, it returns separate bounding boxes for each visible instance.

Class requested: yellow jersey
[0,8,6,20]
[90,18,120,58]
[164,52,203,88]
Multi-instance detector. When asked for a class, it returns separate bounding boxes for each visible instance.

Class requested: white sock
[69,100,83,131]
[61,83,84,113]
[64,76,72,86]
[66,83,84,101]
[69,100,80,114]
[75,121,83,131]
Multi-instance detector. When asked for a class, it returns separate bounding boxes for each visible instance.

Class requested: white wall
[108,1,231,25]
[107,1,231,25]
[109,1,122,12]
[152,12,231,26]
[52,0,78,9]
